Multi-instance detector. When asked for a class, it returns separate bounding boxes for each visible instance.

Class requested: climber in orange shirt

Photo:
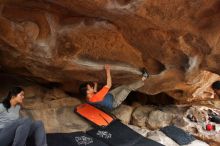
[79,64,149,110]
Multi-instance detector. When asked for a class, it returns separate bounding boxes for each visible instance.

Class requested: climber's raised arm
[105,64,112,89]
[93,82,98,93]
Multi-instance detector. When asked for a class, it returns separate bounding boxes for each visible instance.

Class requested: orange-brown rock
[0,0,220,102]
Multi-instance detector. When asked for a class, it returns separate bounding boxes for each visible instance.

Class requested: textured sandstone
[111,104,134,124]
[0,2,220,145]
[146,110,174,129]
[131,105,156,127]
[21,107,91,133]
[0,0,220,102]
[1,83,219,144]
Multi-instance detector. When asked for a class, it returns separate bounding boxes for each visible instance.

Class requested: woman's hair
[79,82,94,98]
[212,81,220,90]
[2,86,24,110]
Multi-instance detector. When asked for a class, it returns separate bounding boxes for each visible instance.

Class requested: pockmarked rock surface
[0,82,219,145]
[112,104,134,124]
[129,104,220,146]
[19,84,91,133]
[0,0,220,102]
[0,1,220,145]
[131,105,156,127]
[21,106,91,133]
[0,81,90,133]
[182,106,220,145]
[146,110,174,129]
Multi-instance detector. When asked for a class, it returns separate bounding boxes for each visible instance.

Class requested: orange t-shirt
[87,86,110,102]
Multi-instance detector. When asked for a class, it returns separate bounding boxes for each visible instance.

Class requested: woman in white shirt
[0,87,47,146]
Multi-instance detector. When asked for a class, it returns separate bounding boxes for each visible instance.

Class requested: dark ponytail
[2,86,23,110]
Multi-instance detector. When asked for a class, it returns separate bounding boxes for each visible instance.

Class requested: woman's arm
[105,64,112,88]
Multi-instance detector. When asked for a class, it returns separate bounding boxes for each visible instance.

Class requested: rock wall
[0,74,219,145]
[0,76,92,133]
[0,0,220,101]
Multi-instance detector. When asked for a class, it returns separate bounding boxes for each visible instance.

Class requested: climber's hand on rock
[104,64,111,71]
[93,82,98,92]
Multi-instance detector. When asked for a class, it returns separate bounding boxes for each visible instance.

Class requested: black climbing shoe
[141,68,149,78]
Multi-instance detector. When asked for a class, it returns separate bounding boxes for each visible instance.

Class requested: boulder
[112,104,134,124]
[0,1,220,102]
[131,105,156,127]
[21,106,91,133]
[146,110,174,130]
